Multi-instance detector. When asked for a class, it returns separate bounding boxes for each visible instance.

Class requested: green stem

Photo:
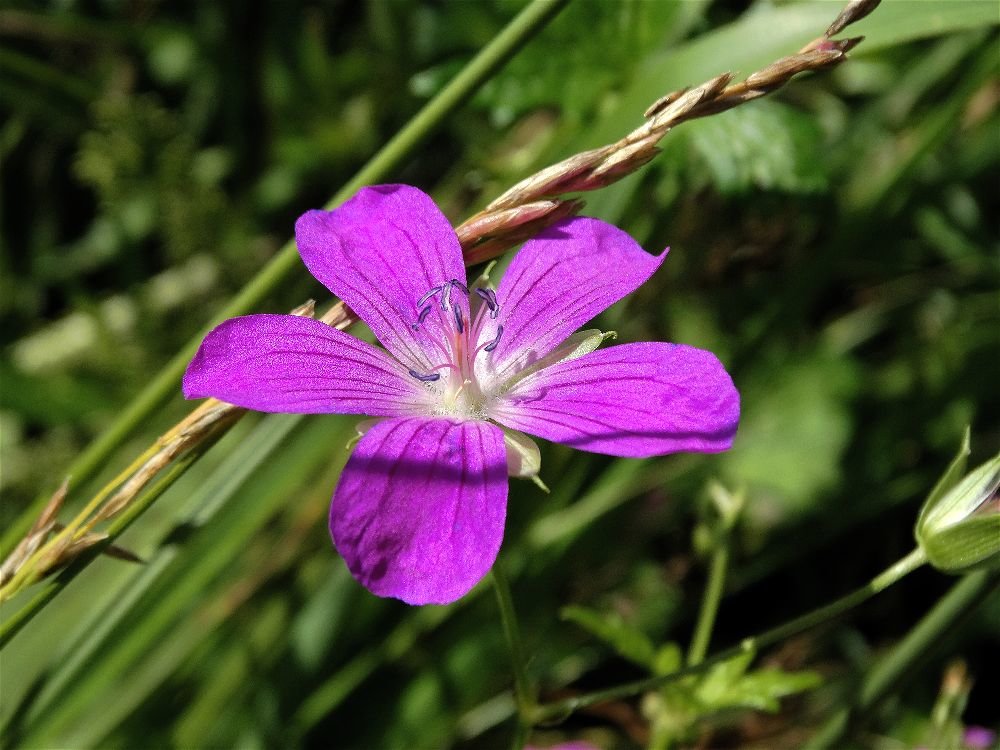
[805,568,1000,750]
[492,559,535,748]
[687,531,733,667]
[0,0,571,560]
[531,547,929,724]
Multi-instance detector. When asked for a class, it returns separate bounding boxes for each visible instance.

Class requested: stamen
[441,282,452,310]
[418,286,442,307]
[450,278,469,294]
[408,369,441,383]
[411,305,434,330]
[475,288,499,319]
[453,306,465,333]
[483,325,504,352]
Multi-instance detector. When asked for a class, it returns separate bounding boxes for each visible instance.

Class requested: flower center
[406,279,504,418]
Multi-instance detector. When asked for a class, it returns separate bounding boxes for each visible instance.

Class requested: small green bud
[916,451,1000,574]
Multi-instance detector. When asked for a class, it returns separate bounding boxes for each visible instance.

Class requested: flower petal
[480,217,666,382]
[183,314,429,416]
[295,185,467,371]
[330,417,508,605]
[491,342,739,457]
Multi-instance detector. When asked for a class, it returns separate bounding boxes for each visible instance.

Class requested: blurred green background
[1,1,998,748]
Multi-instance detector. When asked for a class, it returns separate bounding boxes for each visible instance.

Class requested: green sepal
[916,426,971,531]
[916,447,1000,574]
[919,510,1000,574]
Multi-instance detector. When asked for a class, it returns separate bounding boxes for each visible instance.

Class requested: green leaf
[695,649,754,706]
[693,650,821,715]
[653,642,684,677]
[687,101,828,195]
[720,352,858,516]
[707,668,823,714]
[560,605,656,668]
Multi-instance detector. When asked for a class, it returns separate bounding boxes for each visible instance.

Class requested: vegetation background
[1,0,997,748]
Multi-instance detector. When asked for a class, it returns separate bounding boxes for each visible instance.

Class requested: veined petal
[491,342,739,458]
[330,417,508,605]
[480,217,666,382]
[183,314,429,416]
[295,185,468,372]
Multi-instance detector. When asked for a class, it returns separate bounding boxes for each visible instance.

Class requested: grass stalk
[804,569,1000,749]
[492,558,535,748]
[530,547,929,723]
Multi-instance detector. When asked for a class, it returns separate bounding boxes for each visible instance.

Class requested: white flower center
[406,280,504,420]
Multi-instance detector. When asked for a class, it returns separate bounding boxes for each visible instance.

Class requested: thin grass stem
[531,547,929,724]
[687,534,732,667]
[492,557,535,748]
[804,568,1000,749]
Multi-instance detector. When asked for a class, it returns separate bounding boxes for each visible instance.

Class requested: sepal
[916,437,1000,574]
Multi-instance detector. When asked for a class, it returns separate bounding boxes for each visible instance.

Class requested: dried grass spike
[644,88,689,119]
[826,0,881,38]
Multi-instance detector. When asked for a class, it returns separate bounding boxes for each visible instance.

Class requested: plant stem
[492,558,535,749]
[0,0,571,560]
[804,568,1000,749]
[687,537,732,667]
[531,547,929,724]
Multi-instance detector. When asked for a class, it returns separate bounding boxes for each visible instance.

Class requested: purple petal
[330,417,508,605]
[183,314,429,416]
[295,185,468,372]
[491,342,739,457]
[481,217,666,381]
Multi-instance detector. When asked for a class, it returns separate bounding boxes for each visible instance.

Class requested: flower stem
[686,533,732,667]
[492,558,535,748]
[531,547,929,724]
[0,0,572,561]
[804,568,1000,749]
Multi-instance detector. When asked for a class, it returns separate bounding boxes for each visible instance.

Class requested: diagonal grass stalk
[11,415,351,747]
[530,547,930,723]
[804,569,1000,748]
[0,0,572,559]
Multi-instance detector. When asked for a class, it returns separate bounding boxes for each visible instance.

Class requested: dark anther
[484,325,504,352]
[408,369,441,383]
[412,306,433,330]
[450,278,469,294]
[453,306,465,333]
[418,286,442,307]
[475,288,499,319]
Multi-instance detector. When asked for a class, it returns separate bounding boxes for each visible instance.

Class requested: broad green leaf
[686,101,827,195]
[720,352,859,517]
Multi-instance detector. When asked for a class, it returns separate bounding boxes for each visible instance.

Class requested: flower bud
[916,451,1000,573]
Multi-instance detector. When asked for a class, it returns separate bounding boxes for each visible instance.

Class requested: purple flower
[184,185,739,605]
[964,726,997,750]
